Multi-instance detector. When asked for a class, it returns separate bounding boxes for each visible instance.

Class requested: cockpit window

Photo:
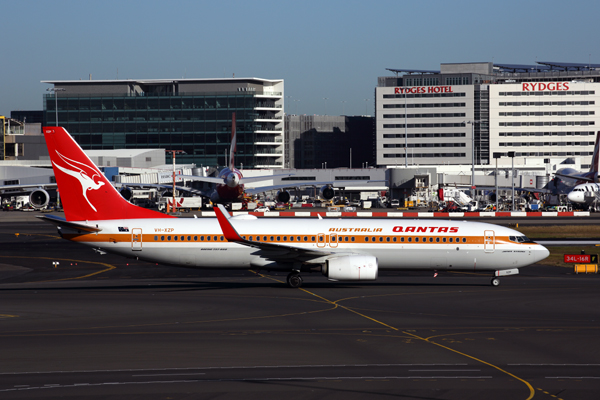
[509,235,531,243]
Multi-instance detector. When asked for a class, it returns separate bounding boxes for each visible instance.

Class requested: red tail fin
[229,112,236,170]
[43,127,174,221]
[590,131,600,183]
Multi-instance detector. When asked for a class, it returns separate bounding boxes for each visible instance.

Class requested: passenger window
[200,236,204,241]
[462,238,466,243]
[167,236,171,241]
[304,236,308,241]
[386,237,390,242]
[436,237,439,243]
[207,236,211,241]
[154,235,158,241]
[442,237,446,243]
[161,235,165,241]
[277,236,281,241]
[365,237,369,242]
[174,236,178,241]
[379,237,383,242]
[220,236,224,241]
[187,236,191,241]
[289,236,294,241]
[351,237,355,242]
[270,236,274,241]
[408,237,412,242]
[415,237,419,242]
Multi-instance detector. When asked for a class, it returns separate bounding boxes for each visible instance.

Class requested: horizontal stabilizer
[37,214,102,233]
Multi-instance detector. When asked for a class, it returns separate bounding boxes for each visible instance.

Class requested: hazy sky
[2,0,599,118]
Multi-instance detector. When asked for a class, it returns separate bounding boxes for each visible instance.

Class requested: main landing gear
[490,277,500,287]
[287,271,303,288]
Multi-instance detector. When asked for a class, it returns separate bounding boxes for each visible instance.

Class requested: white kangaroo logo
[52,151,105,212]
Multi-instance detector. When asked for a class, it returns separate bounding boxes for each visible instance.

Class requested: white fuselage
[62,216,549,272]
[567,183,600,204]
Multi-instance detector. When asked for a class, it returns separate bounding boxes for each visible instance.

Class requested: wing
[0,183,57,193]
[213,204,344,264]
[244,180,386,195]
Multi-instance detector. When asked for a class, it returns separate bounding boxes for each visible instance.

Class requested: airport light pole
[508,151,515,211]
[404,89,408,167]
[494,152,502,212]
[166,150,185,213]
[464,120,481,192]
[46,87,65,126]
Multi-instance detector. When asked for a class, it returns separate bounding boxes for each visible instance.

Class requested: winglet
[214,204,243,242]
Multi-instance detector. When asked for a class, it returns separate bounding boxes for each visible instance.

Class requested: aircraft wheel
[491,277,500,287]
[287,272,303,288]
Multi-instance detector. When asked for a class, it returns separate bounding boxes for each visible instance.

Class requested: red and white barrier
[201,211,590,218]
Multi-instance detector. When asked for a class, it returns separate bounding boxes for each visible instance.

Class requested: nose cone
[226,172,240,188]
[535,245,550,264]
[567,191,579,203]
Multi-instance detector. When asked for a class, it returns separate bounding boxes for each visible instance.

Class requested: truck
[158,197,202,212]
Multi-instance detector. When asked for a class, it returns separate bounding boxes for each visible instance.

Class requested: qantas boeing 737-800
[39,126,549,287]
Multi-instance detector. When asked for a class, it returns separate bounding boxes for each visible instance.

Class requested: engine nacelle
[120,187,132,201]
[276,190,290,203]
[323,255,378,281]
[29,188,50,209]
[320,185,335,200]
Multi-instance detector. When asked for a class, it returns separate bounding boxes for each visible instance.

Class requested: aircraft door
[484,230,495,253]
[132,228,143,251]
[317,233,338,248]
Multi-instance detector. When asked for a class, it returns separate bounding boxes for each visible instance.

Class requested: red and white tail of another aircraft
[39,126,549,287]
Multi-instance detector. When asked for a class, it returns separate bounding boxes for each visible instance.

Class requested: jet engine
[320,185,335,200]
[119,187,132,201]
[29,188,50,209]
[276,190,291,203]
[322,255,378,281]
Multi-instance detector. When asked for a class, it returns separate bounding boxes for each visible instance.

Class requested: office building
[42,78,284,168]
[377,61,600,169]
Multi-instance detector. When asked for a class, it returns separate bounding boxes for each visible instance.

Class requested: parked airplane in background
[174,113,378,204]
[0,182,56,209]
[554,131,600,186]
[39,126,549,287]
[567,182,600,208]
[177,112,297,203]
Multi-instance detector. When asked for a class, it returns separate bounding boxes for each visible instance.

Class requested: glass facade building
[43,78,284,168]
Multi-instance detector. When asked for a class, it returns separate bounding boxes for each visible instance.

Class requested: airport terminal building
[377,62,600,170]
[42,78,284,168]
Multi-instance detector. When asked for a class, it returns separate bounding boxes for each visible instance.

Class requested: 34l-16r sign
[564,254,598,263]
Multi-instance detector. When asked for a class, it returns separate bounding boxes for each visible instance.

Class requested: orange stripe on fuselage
[62,233,540,247]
